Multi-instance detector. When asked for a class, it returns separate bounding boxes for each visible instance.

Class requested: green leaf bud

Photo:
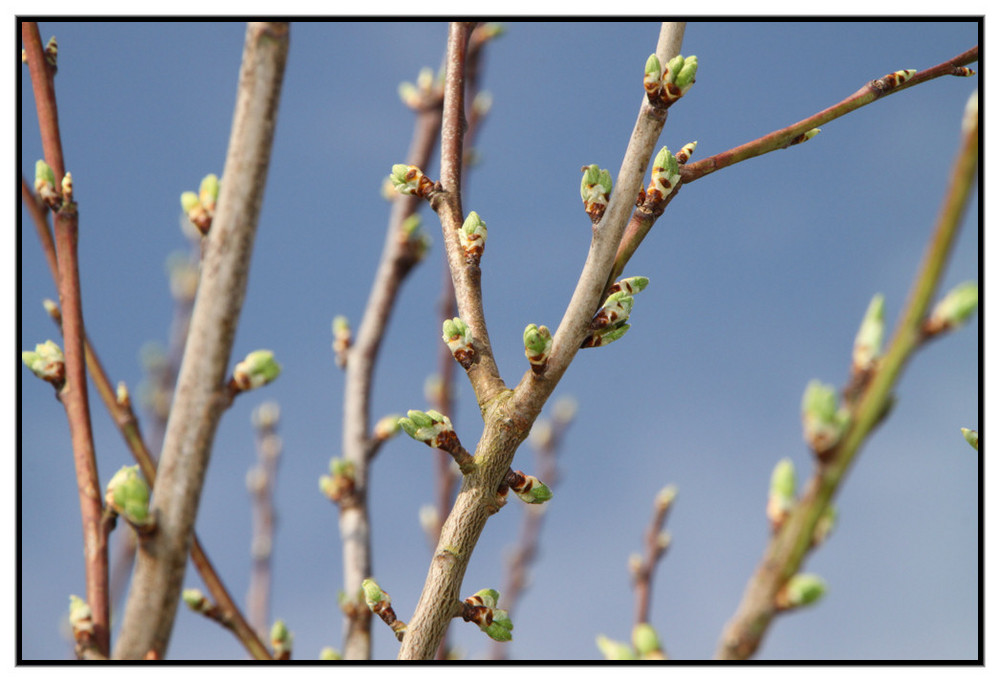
[361,578,387,609]
[961,428,979,451]
[232,350,281,391]
[523,324,553,373]
[34,159,56,194]
[198,173,220,212]
[182,588,212,614]
[508,469,553,504]
[675,55,698,89]
[68,595,94,637]
[460,211,488,262]
[319,646,342,660]
[270,619,292,658]
[105,465,151,526]
[580,164,601,203]
[649,146,681,200]
[852,293,885,373]
[926,281,978,335]
[664,54,685,83]
[22,339,65,386]
[390,164,433,197]
[632,623,662,657]
[801,380,848,454]
[644,54,662,86]
[767,458,797,528]
[580,164,613,220]
[596,634,637,660]
[780,573,827,609]
[676,140,698,164]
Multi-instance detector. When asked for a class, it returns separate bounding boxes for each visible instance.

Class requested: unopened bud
[801,380,849,455]
[925,281,978,336]
[778,573,827,610]
[22,339,65,387]
[460,211,488,263]
[105,465,151,527]
[523,324,553,374]
[853,294,885,373]
[632,623,662,657]
[232,350,281,392]
[961,428,978,451]
[596,634,636,660]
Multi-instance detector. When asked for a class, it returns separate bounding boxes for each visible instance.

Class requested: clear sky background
[19,21,979,661]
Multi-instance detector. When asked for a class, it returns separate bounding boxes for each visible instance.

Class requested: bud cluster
[505,468,553,505]
[390,164,436,198]
[644,53,698,107]
[442,317,476,369]
[462,588,513,642]
[180,173,220,236]
[319,458,356,505]
[580,164,614,222]
[398,66,443,110]
[460,211,488,264]
[398,410,469,470]
[581,276,649,348]
[22,339,66,388]
[523,324,553,374]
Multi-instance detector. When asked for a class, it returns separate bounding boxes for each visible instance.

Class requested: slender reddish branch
[22,23,64,181]
[608,46,979,294]
[429,21,507,408]
[23,21,110,657]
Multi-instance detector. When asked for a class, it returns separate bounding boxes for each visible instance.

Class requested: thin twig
[336,72,443,663]
[23,22,110,657]
[715,89,978,660]
[427,21,507,408]
[399,23,688,661]
[113,22,289,659]
[632,486,676,627]
[246,403,282,640]
[607,47,978,293]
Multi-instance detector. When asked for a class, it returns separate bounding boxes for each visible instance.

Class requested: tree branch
[715,88,978,660]
[113,22,289,659]
[23,22,110,657]
[398,22,687,660]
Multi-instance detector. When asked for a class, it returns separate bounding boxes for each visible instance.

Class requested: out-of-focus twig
[246,402,283,640]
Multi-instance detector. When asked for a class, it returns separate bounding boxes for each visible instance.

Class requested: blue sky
[19,21,979,661]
